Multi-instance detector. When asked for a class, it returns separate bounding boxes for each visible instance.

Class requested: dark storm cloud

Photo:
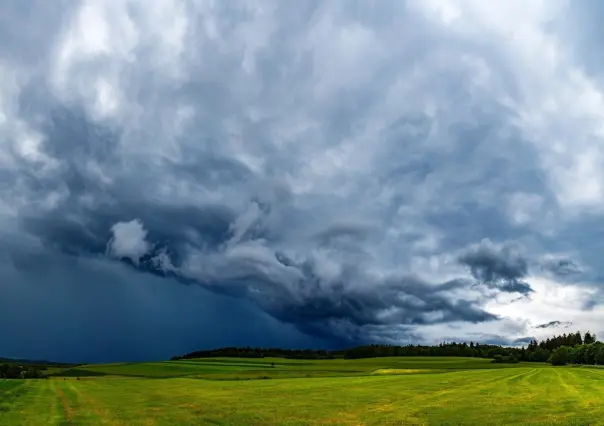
[230,270,498,341]
[513,337,536,345]
[457,239,533,295]
[541,259,582,277]
[20,189,498,344]
[535,321,573,329]
[5,0,604,361]
[0,241,333,363]
[312,222,377,246]
[6,105,502,346]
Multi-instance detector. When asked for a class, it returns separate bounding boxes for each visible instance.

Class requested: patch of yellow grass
[372,369,428,375]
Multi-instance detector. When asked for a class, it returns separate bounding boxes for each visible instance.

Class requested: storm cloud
[21,180,499,343]
[535,321,573,330]
[457,239,533,295]
[3,0,604,361]
[541,259,583,278]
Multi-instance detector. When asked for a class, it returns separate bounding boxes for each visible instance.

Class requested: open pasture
[1,358,603,425]
[49,356,532,380]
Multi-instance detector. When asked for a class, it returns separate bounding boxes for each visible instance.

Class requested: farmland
[1,357,603,425]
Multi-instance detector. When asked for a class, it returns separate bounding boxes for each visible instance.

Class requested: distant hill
[0,356,76,367]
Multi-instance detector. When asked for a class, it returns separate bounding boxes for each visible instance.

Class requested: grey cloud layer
[457,239,533,295]
[1,0,604,356]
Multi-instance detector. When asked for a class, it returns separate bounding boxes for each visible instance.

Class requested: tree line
[0,363,46,379]
[172,331,598,364]
[545,336,604,366]
[172,347,341,360]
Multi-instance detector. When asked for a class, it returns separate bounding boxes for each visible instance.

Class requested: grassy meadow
[1,356,603,425]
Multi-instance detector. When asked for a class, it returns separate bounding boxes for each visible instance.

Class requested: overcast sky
[2,0,604,362]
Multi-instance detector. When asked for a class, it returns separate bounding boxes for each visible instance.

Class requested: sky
[2,0,604,363]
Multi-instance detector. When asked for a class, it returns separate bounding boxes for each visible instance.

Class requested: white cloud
[410,0,604,216]
[107,219,151,265]
[486,276,601,338]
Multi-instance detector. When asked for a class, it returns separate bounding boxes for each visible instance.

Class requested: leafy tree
[593,342,604,365]
[0,364,8,378]
[574,331,583,346]
[584,332,596,345]
[5,365,22,379]
[585,344,597,364]
[529,348,551,363]
[549,346,571,366]
[24,367,39,379]
[571,344,586,364]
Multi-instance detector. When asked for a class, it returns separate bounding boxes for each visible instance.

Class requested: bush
[492,355,518,364]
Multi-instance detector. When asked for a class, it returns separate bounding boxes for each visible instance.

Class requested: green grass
[0,381,27,412]
[2,357,603,425]
[49,357,533,380]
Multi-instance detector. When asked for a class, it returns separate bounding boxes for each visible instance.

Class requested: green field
[1,357,603,425]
